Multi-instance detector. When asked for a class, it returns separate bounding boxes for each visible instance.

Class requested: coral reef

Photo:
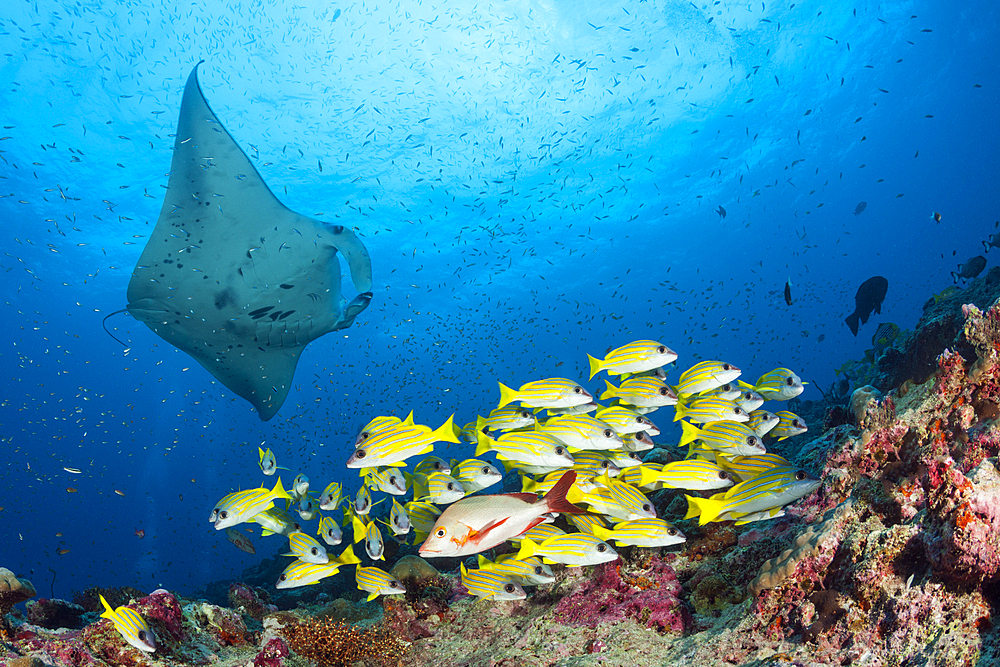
[282,617,406,667]
[25,598,87,630]
[1,568,36,639]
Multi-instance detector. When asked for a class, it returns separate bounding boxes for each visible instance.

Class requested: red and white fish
[225,527,256,555]
[418,470,584,558]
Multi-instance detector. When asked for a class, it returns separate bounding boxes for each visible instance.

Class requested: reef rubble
[4,293,1000,667]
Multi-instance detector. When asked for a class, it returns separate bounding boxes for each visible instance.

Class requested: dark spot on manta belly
[214,288,236,310]
[279,310,295,320]
[249,306,274,319]
[280,284,294,289]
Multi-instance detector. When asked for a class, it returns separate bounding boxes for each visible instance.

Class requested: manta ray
[125,62,373,421]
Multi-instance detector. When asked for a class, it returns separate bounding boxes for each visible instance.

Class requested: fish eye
[658,387,668,395]
[718,471,729,479]
[600,461,610,469]
[786,377,795,385]
[138,630,148,641]
[722,363,731,370]
[360,431,369,440]
[355,449,366,459]
[573,387,582,394]
[219,511,228,519]
[279,574,287,581]
[734,408,746,415]
[795,470,807,481]
[657,345,666,353]
[642,503,651,512]
[504,583,517,594]
[668,527,677,536]
[389,581,398,588]
[522,411,531,418]
[747,436,759,446]
[555,446,565,455]
[534,566,543,575]
[603,429,613,438]
[795,420,805,428]
[597,543,607,552]
[435,528,447,538]
[389,476,397,485]
[446,483,455,491]
[482,466,491,474]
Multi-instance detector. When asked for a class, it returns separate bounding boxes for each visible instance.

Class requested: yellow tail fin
[516,538,539,561]
[587,354,604,380]
[335,544,361,567]
[685,495,725,525]
[591,524,612,542]
[98,594,115,619]
[599,380,618,401]
[474,430,494,457]
[431,414,461,444]
[678,420,702,447]
[271,477,292,502]
[497,382,519,408]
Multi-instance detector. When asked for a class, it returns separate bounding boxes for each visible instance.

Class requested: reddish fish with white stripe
[418,470,585,558]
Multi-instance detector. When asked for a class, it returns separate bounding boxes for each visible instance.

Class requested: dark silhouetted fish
[783,278,792,306]
[952,255,986,284]
[983,227,1000,253]
[716,205,727,219]
[845,276,888,336]
[853,202,867,216]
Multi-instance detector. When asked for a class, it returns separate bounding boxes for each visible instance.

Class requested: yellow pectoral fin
[367,591,379,602]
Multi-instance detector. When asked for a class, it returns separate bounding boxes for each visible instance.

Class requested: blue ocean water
[0,0,996,600]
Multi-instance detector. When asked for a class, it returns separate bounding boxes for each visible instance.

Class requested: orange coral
[283,618,405,667]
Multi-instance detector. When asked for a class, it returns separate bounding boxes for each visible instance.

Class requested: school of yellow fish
[199,339,817,607]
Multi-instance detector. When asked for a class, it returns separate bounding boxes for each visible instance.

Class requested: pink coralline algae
[552,555,684,632]
[228,583,276,621]
[134,589,186,646]
[253,636,289,667]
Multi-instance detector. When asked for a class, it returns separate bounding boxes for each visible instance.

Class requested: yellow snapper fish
[405,500,443,544]
[567,511,609,535]
[346,414,460,468]
[258,447,286,476]
[283,531,329,564]
[770,411,808,440]
[450,458,503,493]
[603,450,644,470]
[569,450,622,478]
[477,406,536,432]
[747,409,780,437]
[699,382,742,401]
[501,459,569,476]
[460,563,526,601]
[318,482,343,511]
[640,459,733,491]
[734,388,765,413]
[717,453,792,482]
[516,533,619,567]
[594,405,658,436]
[418,470,584,558]
[356,566,406,602]
[477,554,555,586]
[496,378,594,409]
[354,413,409,445]
[679,420,765,456]
[587,339,678,379]
[210,478,292,530]
[600,376,678,408]
[352,485,376,515]
[673,397,749,424]
[275,545,361,589]
[684,465,821,525]
[351,514,384,560]
[475,430,575,468]
[460,421,482,444]
[509,522,567,544]
[386,498,411,537]
[250,507,302,537]
[718,507,786,525]
[740,367,805,401]
[675,360,742,397]
[522,470,596,498]
[317,515,343,546]
[292,474,310,497]
[545,402,600,416]
[583,472,657,521]
[297,496,317,521]
[619,430,655,452]
[592,518,686,548]
[99,594,156,653]
[414,456,452,476]
[225,527,256,554]
[364,467,408,496]
[409,471,466,505]
[535,414,623,451]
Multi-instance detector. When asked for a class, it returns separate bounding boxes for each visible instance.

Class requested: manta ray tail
[102,308,131,347]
